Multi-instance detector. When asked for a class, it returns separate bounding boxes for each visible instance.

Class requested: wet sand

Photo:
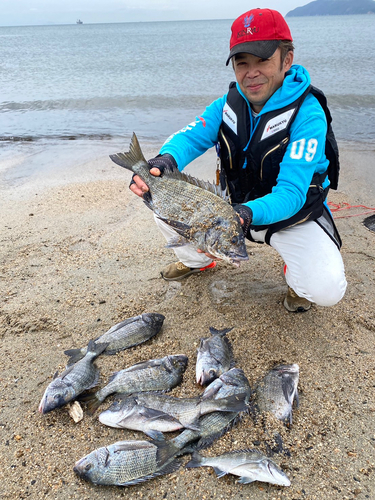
[1,140,375,499]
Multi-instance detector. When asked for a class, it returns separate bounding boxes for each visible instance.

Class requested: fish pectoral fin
[213,466,227,478]
[281,376,297,405]
[165,236,190,248]
[157,217,192,239]
[237,476,256,484]
[139,407,177,422]
[179,417,201,431]
[85,369,101,391]
[117,458,182,486]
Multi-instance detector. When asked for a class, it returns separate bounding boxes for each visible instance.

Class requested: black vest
[218,82,340,236]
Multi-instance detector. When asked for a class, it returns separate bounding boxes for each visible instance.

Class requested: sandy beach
[1,139,374,500]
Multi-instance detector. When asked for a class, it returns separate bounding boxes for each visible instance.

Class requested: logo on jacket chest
[223,104,237,134]
[260,108,296,141]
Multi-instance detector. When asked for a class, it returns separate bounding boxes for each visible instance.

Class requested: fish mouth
[228,254,249,267]
[143,313,165,325]
[197,370,216,386]
[278,364,299,374]
[267,462,291,486]
[170,354,189,368]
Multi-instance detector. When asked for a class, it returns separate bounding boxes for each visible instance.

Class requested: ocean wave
[0,133,115,143]
[0,95,218,113]
[2,93,375,114]
[325,94,375,109]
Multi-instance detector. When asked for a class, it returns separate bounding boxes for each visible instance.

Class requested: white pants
[154,215,347,307]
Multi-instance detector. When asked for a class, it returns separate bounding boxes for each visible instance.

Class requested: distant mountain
[286,0,375,16]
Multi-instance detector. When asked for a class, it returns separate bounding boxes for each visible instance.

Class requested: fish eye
[231,236,238,244]
[85,463,92,472]
[54,394,61,400]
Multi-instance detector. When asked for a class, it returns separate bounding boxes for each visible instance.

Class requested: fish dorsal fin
[104,315,140,335]
[165,169,231,202]
[123,358,162,373]
[112,440,154,453]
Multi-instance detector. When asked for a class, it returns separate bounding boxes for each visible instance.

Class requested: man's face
[233,48,294,113]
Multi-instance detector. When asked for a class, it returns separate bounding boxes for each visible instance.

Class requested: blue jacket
[160,64,330,227]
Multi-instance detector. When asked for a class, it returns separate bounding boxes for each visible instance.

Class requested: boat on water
[76,19,83,24]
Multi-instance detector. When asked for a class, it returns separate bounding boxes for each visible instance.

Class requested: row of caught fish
[39,316,234,415]
[73,367,293,487]
[38,312,299,488]
[39,313,166,414]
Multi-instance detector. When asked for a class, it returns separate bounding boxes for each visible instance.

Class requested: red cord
[328,202,375,219]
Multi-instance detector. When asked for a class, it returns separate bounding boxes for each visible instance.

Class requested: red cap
[226,8,293,65]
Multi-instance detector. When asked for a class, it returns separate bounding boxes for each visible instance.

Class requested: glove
[129,154,177,188]
[232,203,253,236]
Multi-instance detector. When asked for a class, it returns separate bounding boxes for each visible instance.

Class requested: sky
[1,0,312,27]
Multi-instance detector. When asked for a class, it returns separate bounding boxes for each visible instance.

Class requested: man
[130,8,347,312]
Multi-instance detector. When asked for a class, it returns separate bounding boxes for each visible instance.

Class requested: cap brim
[226,40,280,66]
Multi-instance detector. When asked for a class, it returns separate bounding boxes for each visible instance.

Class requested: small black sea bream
[81,354,188,414]
[39,340,108,414]
[202,368,251,401]
[254,364,299,425]
[109,133,248,266]
[64,313,165,365]
[73,439,181,486]
[186,449,291,487]
[98,392,248,433]
[196,327,235,386]
[163,368,252,455]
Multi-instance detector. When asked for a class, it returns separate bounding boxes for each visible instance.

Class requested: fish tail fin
[155,439,181,467]
[63,348,85,366]
[109,133,147,172]
[144,429,165,442]
[209,326,233,337]
[86,340,109,358]
[79,392,102,415]
[185,451,203,468]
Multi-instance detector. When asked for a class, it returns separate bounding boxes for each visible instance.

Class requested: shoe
[283,287,312,312]
[161,261,216,281]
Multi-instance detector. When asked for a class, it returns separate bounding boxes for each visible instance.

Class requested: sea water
[0,15,374,156]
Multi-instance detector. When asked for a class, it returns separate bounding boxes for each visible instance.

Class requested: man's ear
[284,51,294,72]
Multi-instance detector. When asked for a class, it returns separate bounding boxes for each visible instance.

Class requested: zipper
[219,129,233,170]
[260,137,289,181]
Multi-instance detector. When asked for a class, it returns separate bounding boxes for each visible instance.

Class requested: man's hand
[232,204,253,235]
[129,154,177,198]
[130,169,160,197]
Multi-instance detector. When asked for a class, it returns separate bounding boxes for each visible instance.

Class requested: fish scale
[81,354,188,414]
[39,340,108,414]
[255,364,299,425]
[186,449,291,486]
[98,392,248,433]
[64,313,165,365]
[74,440,181,486]
[110,133,249,265]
